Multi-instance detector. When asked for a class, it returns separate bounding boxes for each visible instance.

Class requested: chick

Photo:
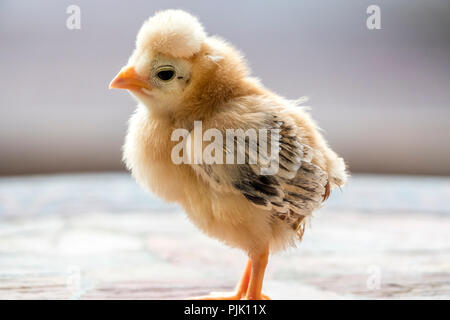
[110,10,347,300]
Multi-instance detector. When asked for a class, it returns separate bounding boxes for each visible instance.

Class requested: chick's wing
[186,98,329,217]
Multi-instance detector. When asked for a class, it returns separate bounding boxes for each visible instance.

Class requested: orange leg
[235,259,252,297]
[190,247,271,300]
[190,259,252,300]
[245,247,270,300]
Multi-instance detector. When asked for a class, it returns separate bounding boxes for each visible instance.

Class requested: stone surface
[0,173,449,299]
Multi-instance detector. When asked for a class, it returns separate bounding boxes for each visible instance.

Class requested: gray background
[1,0,449,176]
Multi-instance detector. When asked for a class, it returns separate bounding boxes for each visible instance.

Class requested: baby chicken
[110,10,347,300]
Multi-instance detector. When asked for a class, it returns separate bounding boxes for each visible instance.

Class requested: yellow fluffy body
[121,10,347,255]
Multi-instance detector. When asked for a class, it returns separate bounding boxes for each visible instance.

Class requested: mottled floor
[0,173,449,299]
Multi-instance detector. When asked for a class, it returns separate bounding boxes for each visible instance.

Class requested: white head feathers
[136,10,207,58]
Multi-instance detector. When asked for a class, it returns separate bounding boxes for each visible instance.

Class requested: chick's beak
[109,66,152,91]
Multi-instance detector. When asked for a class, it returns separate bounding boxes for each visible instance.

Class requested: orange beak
[109,66,152,91]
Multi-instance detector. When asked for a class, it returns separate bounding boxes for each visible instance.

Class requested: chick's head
[110,10,249,115]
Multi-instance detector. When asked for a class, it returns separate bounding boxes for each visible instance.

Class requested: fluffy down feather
[120,10,348,254]
[136,9,206,58]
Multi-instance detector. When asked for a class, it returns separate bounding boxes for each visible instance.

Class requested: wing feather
[189,108,329,225]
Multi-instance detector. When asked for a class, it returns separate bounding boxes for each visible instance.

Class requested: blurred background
[1,0,449,176]
[1,0,450,300]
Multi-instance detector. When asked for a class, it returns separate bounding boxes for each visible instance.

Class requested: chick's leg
[245,246,270,300]
[234,259,253,297]
[190,259,252,300]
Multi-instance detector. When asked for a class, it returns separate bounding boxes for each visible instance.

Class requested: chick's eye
[156,69,175,81]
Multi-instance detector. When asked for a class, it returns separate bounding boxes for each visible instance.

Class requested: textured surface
[0,173,449,299]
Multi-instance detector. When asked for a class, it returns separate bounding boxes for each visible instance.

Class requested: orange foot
[189,247,271,301]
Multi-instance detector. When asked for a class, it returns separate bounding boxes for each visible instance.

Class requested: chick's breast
[123,105,196,202]
[123,96,346,254]
[122,105,275,253]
